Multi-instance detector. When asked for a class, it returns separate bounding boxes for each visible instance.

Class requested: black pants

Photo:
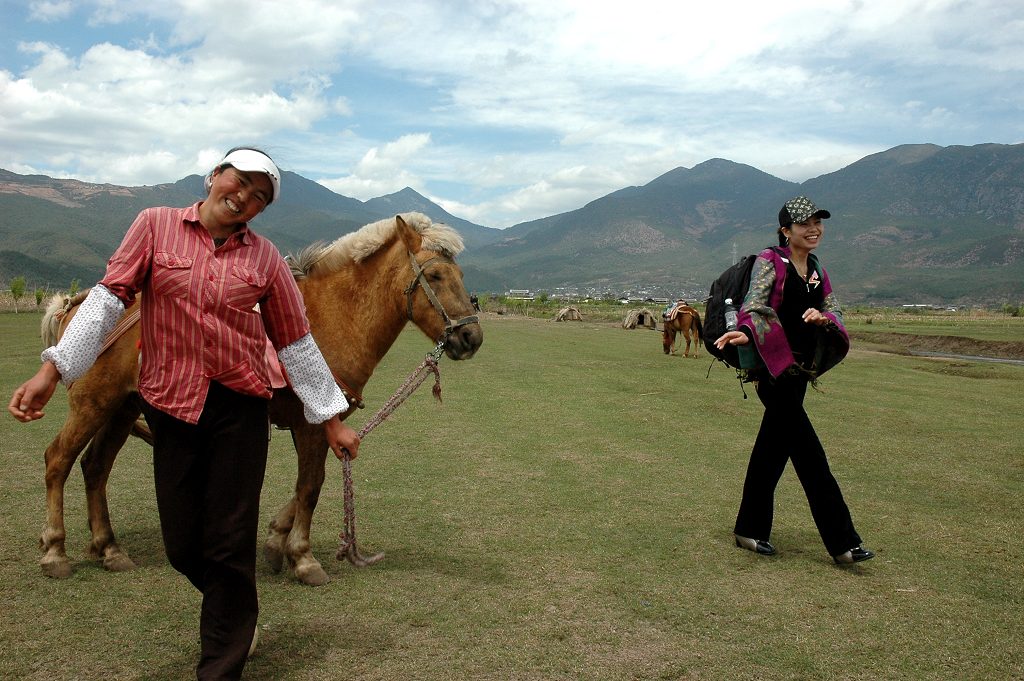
[733,372,861,557]
[142,382,269,681]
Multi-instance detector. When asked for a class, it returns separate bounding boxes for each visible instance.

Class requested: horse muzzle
[443,321,483,360]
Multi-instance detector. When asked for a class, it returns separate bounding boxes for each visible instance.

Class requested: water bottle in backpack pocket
[703,247,784,370]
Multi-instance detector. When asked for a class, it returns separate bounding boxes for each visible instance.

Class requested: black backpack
[703,247,783,369]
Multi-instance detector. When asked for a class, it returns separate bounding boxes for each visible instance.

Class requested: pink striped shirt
[101,203,309,424]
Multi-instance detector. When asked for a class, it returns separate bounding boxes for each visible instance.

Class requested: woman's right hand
[713,330,749,351]
[324,414,361,461]
[8,362,61,422]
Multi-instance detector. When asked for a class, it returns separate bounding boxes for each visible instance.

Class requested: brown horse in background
[35,213,482,587]
[662,307,703,357]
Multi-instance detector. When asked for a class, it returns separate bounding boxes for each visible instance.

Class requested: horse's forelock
[416,216,464,258]
[303,212,464,277]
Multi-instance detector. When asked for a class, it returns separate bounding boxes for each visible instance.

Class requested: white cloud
[28,1,74,22]
[317,133,431,199]
[355,134,431,174]
[2,34,335,185]
[2,0,1023,227]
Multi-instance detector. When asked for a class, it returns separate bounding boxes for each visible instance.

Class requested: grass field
[1,311,1022,680]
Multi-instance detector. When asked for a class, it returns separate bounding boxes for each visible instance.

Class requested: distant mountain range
[2,142,1022,305]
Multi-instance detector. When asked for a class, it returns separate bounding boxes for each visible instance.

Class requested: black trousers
[733,372,861,557]
[141,382,269,681]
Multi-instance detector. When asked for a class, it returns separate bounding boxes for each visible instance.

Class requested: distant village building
[507,289,535,300]
[901,304,951,311]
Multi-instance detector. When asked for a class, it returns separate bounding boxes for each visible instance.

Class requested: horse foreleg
[264,397,300,574]
[264,497,295,575]
[263,427,301,575]
[265,424,332,586]
[80,398,140,573]
[40,417,101,578]
[41,444,75,578]
[287,424,331,586]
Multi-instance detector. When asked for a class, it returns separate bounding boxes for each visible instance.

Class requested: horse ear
[395,215,423,253]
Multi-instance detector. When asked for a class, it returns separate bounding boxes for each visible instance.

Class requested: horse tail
[41,289,91,346]
[693,311,703,342]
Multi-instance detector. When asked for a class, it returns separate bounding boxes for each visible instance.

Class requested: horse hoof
[103,552,137,572]
[41,557,73,579]
[263,543,285,573]
[295,563,331,587]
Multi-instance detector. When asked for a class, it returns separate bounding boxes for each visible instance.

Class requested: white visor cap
[218,149,281,203]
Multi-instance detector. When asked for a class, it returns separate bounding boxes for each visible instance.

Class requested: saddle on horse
[664,303,697,321]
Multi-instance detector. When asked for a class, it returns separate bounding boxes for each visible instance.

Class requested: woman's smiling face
[785,216,824,251]
[206,166,273,227]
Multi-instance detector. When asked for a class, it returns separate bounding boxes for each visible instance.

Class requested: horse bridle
[403,251,479,353]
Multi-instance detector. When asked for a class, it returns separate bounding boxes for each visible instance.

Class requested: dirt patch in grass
[911,362,1016,379]
[850,331,1024,360]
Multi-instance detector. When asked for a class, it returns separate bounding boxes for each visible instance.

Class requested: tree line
[6,276,81,314]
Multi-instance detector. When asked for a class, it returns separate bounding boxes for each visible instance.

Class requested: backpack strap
[754,246,789,307]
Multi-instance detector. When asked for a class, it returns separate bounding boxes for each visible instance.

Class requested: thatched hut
[622,308,658,329]
[555,306,584,322]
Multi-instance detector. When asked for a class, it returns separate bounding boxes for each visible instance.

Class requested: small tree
[69,279,80,297]
[35,288,45,308]
[10,276,26,314]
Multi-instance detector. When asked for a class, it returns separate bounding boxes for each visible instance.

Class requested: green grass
[1,312,1022,680]
[843,308,1024,342]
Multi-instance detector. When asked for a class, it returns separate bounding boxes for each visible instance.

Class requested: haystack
[622,308,658,329]
[555,306,584,322]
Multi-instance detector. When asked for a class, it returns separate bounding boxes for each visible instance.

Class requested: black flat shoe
[834,546,875,565]
[735,534,777,556]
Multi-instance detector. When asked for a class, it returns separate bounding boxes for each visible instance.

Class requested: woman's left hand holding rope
[324,414,361,460]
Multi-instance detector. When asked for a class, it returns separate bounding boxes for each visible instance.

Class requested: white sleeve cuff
[41,285,125,384]
[278,333,349,424]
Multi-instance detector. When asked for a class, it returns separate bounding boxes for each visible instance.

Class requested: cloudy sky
[1,0,1021,228]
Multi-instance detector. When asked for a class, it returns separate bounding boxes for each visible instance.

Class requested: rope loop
[337,350,445,565]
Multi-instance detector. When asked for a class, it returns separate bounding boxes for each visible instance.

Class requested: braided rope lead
[336,350,444,566]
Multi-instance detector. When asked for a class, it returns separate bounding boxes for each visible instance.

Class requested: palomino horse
[36,213,482,587]
[662,307,703,357]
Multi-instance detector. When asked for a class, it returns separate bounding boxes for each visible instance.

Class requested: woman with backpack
[713,196,874,566]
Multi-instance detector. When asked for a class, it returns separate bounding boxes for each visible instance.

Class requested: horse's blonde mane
[288,212,464,279]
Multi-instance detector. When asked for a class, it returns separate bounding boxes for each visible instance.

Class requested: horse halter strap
[403,252,478,341]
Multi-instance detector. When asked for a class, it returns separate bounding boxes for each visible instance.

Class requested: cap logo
[783,196,829,224]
